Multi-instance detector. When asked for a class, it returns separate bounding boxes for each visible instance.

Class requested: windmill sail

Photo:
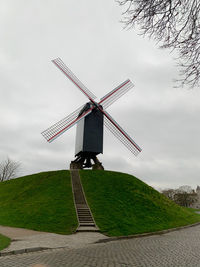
[102,110,142,156]
[41,105,93,143]
[52,58,97,101]
[99,79,134,109]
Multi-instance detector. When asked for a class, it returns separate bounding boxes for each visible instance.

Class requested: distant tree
[0,157,21,182]
[177,185,193,194]
[117,0,200,87]
[174,185,197,207]
[174,192,197,207]
[162,185,197,207]
[162,188,176,201]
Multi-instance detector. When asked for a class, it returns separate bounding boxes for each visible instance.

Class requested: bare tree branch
[0,157,21,182]
[117,0,200,87]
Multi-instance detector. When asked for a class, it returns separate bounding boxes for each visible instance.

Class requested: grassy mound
[0,234,11,251]
[0,169,199,237]
[0,170,78,234]
[80,170,200,236]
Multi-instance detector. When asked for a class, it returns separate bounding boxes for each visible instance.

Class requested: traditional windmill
[42,58,142,169]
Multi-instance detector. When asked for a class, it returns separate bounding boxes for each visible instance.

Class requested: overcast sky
[1,0,200,190]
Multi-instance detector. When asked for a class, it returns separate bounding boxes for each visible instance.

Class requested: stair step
[77,211,92,214]
[79,217,93,222]
[78,213,92,218]
[70,169,98,232]
[79,217,92,219]
[78,217,93,219]
[78,216,93,219]
[77,213,90,214]
[77,211,91,213]
[79,215,93,217]
[78,216,93,221]
[79,223,94,225]
[78,215,92,217]
[77,213,91,215]
[78,215,93,218]
[79,223,96,226]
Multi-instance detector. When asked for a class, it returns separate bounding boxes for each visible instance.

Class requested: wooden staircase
[70,169,98,232]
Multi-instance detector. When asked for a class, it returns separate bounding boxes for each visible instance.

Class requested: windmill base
[70,153,104,170]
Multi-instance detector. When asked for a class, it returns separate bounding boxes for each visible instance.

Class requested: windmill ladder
[70,169,99,232]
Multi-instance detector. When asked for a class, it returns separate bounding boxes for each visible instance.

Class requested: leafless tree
[162,185,198,207]
[0,157,21,182]
[174,191,197,207]
[174,185,196,207]
[162,188,176,201]
[177,185,193,194]
[117,0,200,87]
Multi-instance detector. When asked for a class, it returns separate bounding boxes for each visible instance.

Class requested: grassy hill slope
[0,234,10,250]
[80,170,200,236]
[0,170,199,237]
[0,170,78,234]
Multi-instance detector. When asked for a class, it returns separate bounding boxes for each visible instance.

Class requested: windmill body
[75,102,104,166]
[42,58,142,169]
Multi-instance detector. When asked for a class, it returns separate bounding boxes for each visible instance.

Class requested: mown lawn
[0,170,78,234]
[1,169,199,238]
[0,234,10,251]
[80,170,200,236]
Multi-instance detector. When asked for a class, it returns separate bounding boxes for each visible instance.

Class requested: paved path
[0,225,108,253]
[1,224,200,266]
[0,225,48,239]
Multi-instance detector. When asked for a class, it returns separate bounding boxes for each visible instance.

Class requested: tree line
[162,185,198,207]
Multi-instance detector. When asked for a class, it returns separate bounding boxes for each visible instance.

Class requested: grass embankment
[80,170,200,236]
[0,170,78,234]
[0,169,199,238]
[0,234,10,251]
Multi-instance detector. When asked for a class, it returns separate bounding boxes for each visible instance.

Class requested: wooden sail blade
[52,58,97,101]
[99,79,134,109]
[41,105,93,143]
[102,110,142,156]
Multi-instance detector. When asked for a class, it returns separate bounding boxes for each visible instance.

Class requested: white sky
[1,0,200,190]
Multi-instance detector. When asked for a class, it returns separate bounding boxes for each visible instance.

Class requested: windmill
[42,58,142,169]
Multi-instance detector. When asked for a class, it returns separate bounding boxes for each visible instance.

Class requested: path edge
[1,222,200,257]
[96,221,200,243]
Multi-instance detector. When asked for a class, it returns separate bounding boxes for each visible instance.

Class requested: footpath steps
[70,169,99,232]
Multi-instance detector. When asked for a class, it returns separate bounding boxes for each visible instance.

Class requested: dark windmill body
[42,58,142,169]
[74,102,104,168]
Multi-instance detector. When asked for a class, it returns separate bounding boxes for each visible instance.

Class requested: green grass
[80,170,200,236]
[186,207,200,212]
[0,170,78,234]
[0,234,11,251]
[0,169,199,238]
